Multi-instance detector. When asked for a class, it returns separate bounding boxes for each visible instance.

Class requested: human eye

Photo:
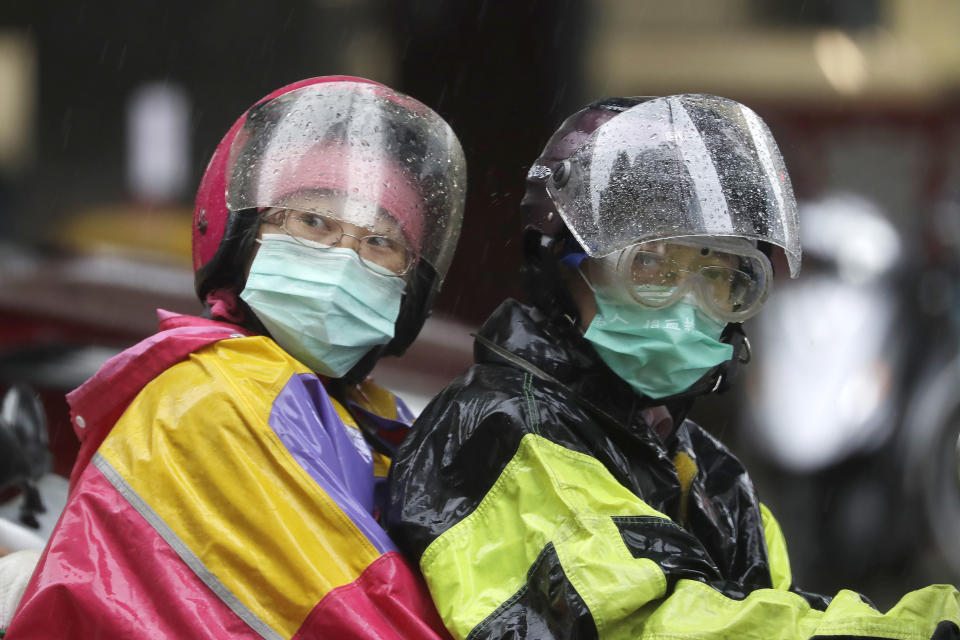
[261,208,287,225]
[632,251,667,273]
[630,251,671,283]
[365,235,393,249]
[297,211,340,233]
[359,235,411,275]
[287,211,343,241]
[697,247,740,269]
[296,212,334,229]
[637,252,659,268]
[362,235,410,260]
[702,267,731,282]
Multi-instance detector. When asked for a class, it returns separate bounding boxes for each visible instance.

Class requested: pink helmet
[192,76,380,296]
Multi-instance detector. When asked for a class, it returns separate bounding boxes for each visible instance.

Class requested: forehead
[279,189,400,232]
[634,240,741,265]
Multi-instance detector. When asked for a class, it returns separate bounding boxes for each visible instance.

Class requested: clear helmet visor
[226,81,467,281]
[547,94,801,277]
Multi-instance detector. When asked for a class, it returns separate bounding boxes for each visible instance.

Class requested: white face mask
[240,234,406,377]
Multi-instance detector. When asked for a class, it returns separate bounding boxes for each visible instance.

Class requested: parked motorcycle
[0,384,50,531]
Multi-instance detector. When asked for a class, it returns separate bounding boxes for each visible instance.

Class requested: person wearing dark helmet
[386,95,960,639]
[7,77,465,639]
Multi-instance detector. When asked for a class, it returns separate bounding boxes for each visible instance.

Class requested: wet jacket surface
[386,299,960,640]
[8,311,449,639]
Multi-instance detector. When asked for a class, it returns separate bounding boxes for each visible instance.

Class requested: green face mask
[240,234,405,378]
[583,290,734,400]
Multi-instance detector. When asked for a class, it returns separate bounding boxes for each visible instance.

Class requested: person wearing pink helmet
[8,77,466,639]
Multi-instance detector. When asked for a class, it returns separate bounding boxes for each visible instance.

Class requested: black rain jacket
[387,299,960,640]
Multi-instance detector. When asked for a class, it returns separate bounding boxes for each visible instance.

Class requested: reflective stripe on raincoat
[386,299,960,640]
[8,311,450,639]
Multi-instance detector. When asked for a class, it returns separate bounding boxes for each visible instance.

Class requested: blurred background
[0,0,958,608]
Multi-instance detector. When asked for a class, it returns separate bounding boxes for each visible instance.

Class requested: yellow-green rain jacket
[387,300,960,640]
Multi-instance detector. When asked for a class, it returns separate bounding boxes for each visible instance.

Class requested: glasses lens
[283,210,344,246]
[358,236,413,276]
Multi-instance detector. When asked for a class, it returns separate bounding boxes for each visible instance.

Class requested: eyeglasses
[262,208,415,276]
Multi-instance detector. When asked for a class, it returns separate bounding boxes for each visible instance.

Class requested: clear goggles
[587,237,773,322]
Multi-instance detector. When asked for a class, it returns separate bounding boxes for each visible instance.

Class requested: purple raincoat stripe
[267,373,396,554]
[394,395,416,424]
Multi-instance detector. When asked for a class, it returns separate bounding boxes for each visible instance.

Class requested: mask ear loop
[576,264,598,293]
[560,252,598,330]
[565,265,598,333]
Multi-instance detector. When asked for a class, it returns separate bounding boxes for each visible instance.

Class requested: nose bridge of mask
[250,234,404,335]
[259,232,359,266]
[258,234,403,302]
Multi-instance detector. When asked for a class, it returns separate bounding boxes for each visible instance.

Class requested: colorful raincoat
[8,311,449,639]
[386,299,960,640]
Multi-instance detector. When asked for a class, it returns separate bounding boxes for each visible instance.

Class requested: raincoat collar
[65,310,253,489]
[474,299,646,434]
